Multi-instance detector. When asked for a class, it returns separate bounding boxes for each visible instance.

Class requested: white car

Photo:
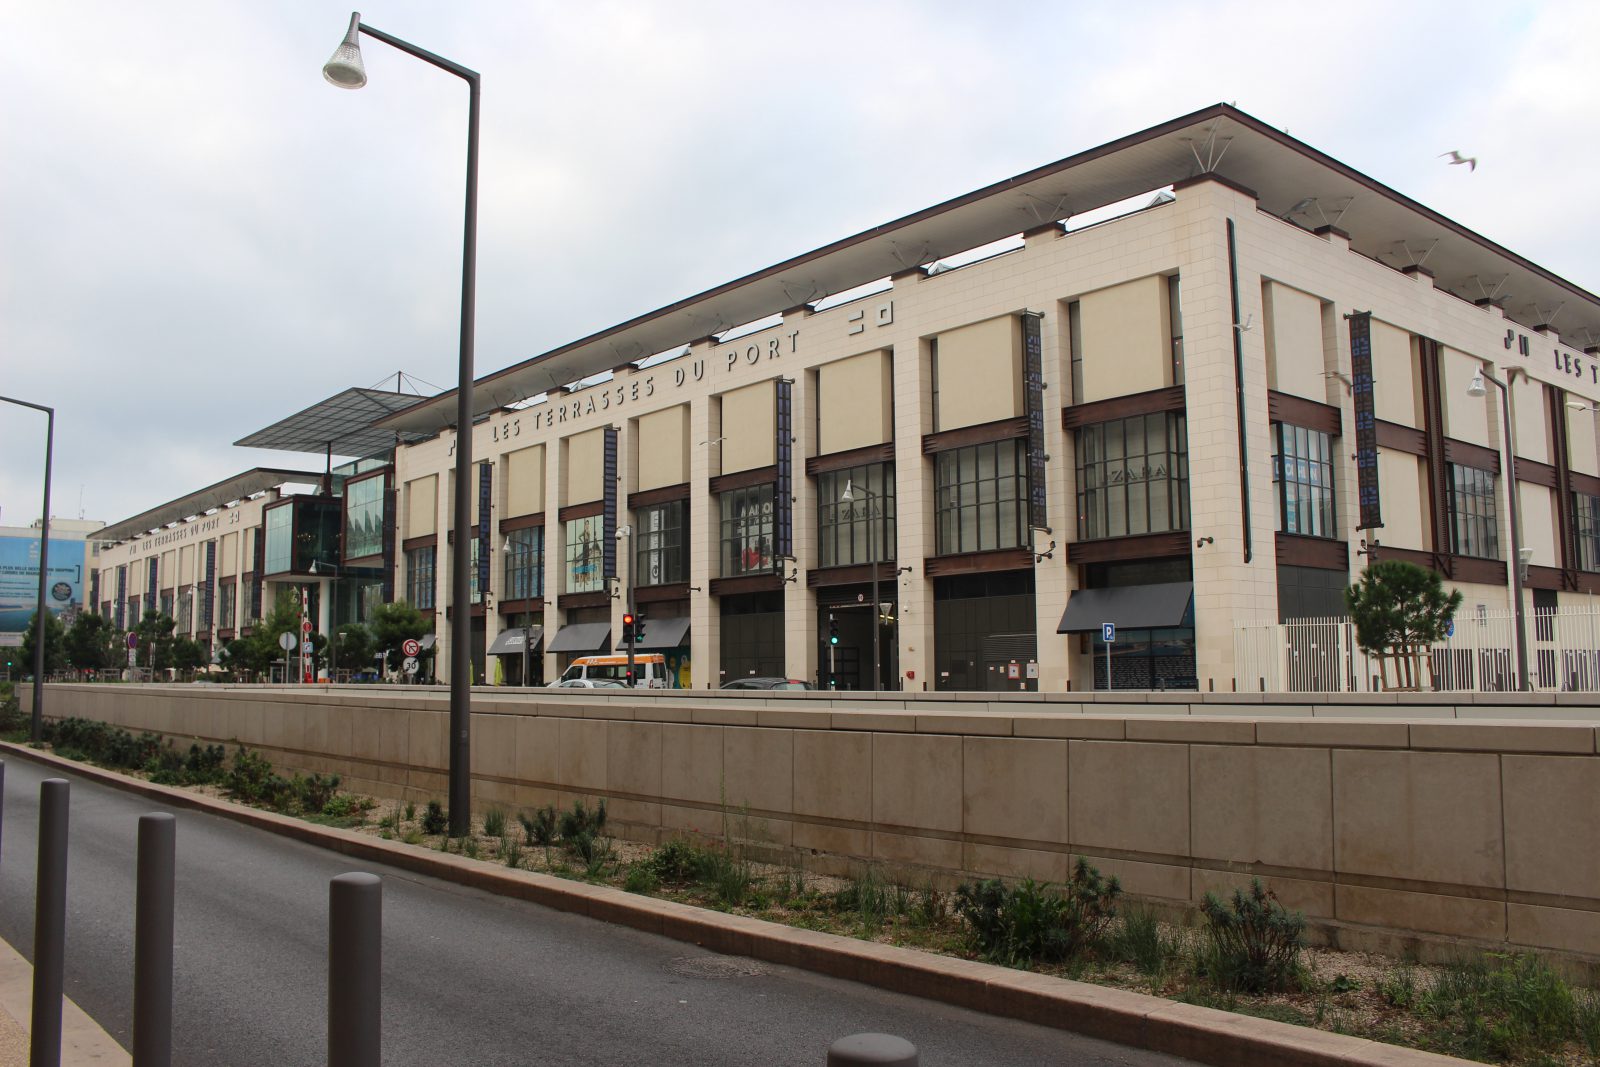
[549,678,626,689]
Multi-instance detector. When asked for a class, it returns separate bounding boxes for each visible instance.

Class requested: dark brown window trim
[1579,571,1600,595]
[922,416,1030,455]
[1066,531,1190,565]
[1515,459,1559,489]
[628,483,690,509]
[1313,225,1351,241]
[343,553,384,568]
[1525,565,1567,592]
[708,573,783,597]
[806,561,900,588]
[418,608,435,620]
[1442,437,1501,475]
[403,534,439,552]
[499,512,545,533]
[924,548,1035,577]
[1267,391,1341,436]
[445,525,486,546]
[217,628,235,641]
[1062,386,1185,430]
[1375,421,1426,456]
[497,597,543,616]
[806,442,895,476]
[444,604,488,619]
[558,500,605,522]
[1370,545,1506,587]
[1274,533,1348,570]
[709,466,778,495]
[634,582,691,604]
[557,590,610,610]
[1573,471,1600,497]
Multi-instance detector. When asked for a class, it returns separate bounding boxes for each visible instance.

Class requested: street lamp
[310,559,342,683]
[1466,366,1530,691]
[840,477,886,691]
[324,12,480,835]
[1,394,53,742]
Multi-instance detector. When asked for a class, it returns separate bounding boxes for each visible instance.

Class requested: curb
[0,742,1471,1067]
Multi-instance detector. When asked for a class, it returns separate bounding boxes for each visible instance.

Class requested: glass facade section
[1075,413,1189,540]
[264,505,293,574]
[405,545,436,610]
[1575,493,1600,572]
[504,526,544,600]
[818,463,896,568]
[1273,424,1336,537]
[344,476,385,559]
[564,516,605,593]
[1448,464,1499,559]
[719,484,775,577]
[934,440,1029,555]
[177,591,192,632]
[219,583,235,629]
[635,501,687,586]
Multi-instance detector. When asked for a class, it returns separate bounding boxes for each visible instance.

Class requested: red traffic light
[622,613,636,627]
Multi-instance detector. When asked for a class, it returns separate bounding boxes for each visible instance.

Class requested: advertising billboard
[0,536,85,636]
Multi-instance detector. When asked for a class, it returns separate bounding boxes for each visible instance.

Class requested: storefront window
[635,501,687,586]
[1090,627,1198,690]
[504,526,544,599]
[934,440,1028,555]
[405,545,436,610]
[818,463,895,568]
[344,476,385,559]
[1075,413,1189,539]
[1273,424,1335,537]
[719,484,775,576]
[264,504,293,574]
[564,517,605,593]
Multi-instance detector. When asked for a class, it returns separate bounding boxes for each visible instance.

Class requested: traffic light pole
[625,583,636,687]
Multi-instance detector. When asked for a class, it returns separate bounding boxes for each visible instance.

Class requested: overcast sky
[4,0,1599,530]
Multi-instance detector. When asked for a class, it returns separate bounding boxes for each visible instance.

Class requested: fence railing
[1234,608,1600,694]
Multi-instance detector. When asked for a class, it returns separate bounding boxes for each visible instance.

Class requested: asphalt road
[0,757,1197,1066]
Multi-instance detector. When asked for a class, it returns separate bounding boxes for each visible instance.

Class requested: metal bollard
[827,1033,919,1066]
[133,813,176,1067]
[328,872,382,1067]
[31,777,69,1067]
[1,759,6,867]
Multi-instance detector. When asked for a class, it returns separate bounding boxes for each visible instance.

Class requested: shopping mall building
[89,105,1600,692]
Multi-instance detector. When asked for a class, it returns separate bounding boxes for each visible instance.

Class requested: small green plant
[1418,953,1580,1062]
[954,860,1120,966]
[1377,964,1416,1009]
[501,836,523,869]
[421,800,448,835]
[519,806,558,846]
[646,839,702,883]
[1111,905,1179,979]
[403,801,416,822]
[834,866,908,933]
[1197,880,1305,994]
[378,806,400,831]
[402,828,424,846]
[482,808,506,838]
[624,864,660,894]
[462,836,480,859]
[911,882,947,928]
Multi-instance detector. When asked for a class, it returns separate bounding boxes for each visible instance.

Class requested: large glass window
[1575,493,1600,572]
[635,501,687,586]
[159,591,174,619]
[264,505,293,574]
[719,484,775,576]
[1273,424,1336,537]
[935,440,1029,555]
[818,463,896,568]
[1448,464,1499,559]
[405,545,436,610]
[219,583,235,629]
[504,526,544,600]
[344,476,385,559]
[564,516,605,593]
[1075,414,1189,540]
[177,589,192,632]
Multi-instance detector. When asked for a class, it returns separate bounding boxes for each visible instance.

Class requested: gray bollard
[1,759,6,867]
[827,1033,919,1066]
[328,872,382,1067]
[133,813,176,1067]
[31,777,69,1067]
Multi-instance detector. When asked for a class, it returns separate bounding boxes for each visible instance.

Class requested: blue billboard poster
[0,536,85,634]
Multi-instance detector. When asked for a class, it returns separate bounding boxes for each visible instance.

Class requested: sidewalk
[0,936,128,1066]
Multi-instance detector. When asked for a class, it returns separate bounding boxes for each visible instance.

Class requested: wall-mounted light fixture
[1195,536,1214,548]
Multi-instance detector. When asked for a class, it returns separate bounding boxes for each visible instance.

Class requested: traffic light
[633,611,646,645]
[828,613,839,645]
[621,612,636,645]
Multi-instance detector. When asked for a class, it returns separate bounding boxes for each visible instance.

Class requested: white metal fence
[1234,608,1600,693]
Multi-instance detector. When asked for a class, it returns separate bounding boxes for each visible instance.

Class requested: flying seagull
[1439,150,1477,172]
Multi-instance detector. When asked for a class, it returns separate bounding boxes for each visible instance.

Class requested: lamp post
[1467,366,1530,691]
[840,478,884,691]
[324,12,479,835]
[1,394,53,741]
[310,559,341,683]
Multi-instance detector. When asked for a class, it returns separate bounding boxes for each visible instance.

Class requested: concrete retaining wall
[23,683,1600,964]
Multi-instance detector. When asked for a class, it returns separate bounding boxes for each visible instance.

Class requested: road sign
[278,632,298,652]
[1102,623,1116,644]
[126,633,138,649]
[127,649,137,666]
[1446,620,1455,638]
[403,656,419,675]
[301,619,313,633]
[401,638,421,658]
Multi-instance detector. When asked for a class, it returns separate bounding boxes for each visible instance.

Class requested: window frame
[635,500,688,587]
[1272,422,1336,538]
[405,544,437,610]
[817,462,896,568]
[1447,463,1500,560]
[1074,413,1190,541]
[503,525,544,600]
[718,483,776,577]
[934,439,1030,555]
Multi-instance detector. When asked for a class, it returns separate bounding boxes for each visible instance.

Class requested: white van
[555,654,676,689]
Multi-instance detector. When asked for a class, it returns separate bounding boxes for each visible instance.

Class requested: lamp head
[841,478,854,503]
[1466,371,1487,399]
[323,12,367,89]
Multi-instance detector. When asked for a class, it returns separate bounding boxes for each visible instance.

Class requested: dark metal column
[31,777,69,1067]
[328,872,383,1067]
[133,813,176,1067]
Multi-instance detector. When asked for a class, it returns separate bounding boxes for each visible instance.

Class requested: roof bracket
[1019,189,1072,225]
[1182,121,1233,173]
[1531,301,1566,330]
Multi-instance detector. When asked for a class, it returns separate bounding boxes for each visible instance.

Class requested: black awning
[635,616,690,651]
[1056,581,1194,633]
[420,633,437,650]
[547,622,612,653]
[487,625,543,656]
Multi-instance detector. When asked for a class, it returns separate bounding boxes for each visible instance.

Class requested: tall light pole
[841,478,883,691]
[1467,366,1530,691]
[310,558,342,683]
[1,395,53,741]
[324,12,479,834]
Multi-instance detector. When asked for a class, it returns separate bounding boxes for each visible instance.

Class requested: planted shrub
[623,864,660,894]
[954,860,1120,966]
[1198,880,1305,994]
[421,800,448,835]
[519,806,558,846]
[646,839,702,883]
[225,747,278,803]
[482,808,506,838]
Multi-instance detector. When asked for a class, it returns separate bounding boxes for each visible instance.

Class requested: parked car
[719,677,814,690]
[550,678,626,689]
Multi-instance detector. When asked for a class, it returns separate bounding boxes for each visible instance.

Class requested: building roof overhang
[235,387,432,458]
[376,102,1600,436]
[98,468,323,545]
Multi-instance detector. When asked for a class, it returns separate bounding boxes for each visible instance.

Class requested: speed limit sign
[401,638,421,658]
